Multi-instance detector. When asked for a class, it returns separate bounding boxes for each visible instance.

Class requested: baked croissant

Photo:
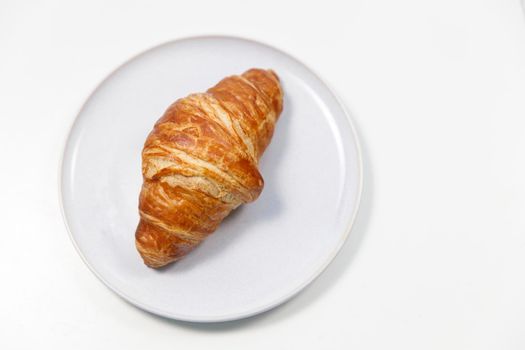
[135,68,283,268]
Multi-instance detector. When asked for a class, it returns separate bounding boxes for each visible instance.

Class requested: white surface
[61,36,361,322]
[1,0,525,348]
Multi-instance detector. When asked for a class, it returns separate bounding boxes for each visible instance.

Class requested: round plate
[60,36,362,322]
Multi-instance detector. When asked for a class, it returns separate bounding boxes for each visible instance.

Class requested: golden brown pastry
[135,68,283,268]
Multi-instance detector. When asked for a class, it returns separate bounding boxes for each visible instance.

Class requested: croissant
[135,68,283,268]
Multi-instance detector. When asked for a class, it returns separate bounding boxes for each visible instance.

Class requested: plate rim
[58,34,364,323]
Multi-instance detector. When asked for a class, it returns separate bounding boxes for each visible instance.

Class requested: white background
[1,0,525,348]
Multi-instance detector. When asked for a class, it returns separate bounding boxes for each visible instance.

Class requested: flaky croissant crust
[135,69,283,268]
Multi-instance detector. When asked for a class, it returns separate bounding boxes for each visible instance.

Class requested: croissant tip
[264,69,279,82]
[143,260,168,269]
[140,253,178,269]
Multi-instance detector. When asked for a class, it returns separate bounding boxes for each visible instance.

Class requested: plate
[60,36,362,322]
